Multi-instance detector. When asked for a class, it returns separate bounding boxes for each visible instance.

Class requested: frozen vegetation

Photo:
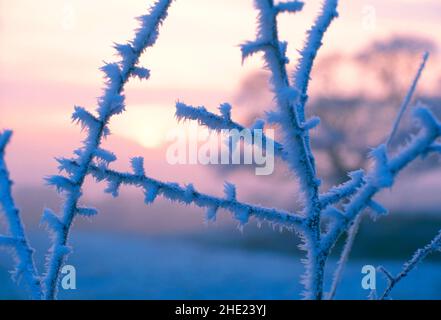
[0,0,440,300]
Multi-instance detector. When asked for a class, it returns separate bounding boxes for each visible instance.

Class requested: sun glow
[110,105,175,148]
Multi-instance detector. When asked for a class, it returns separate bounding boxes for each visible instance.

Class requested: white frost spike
[41,208,64,232]
[275,1,304,14]
[205,206,217,222]
[114,43,135,60]
[131,157,145,176]
[132,67,151,80]
[240,40,269,62]
[223,182,236,201]
[369,145,393,188]
[77,207,98,217]
[55,157,78,174]
[184,184,195,203]
[100,63,121,82]
[413,104,440,133]
[368,200,388,219]
[94,148,117,164]
[144,184,159,204]
[105,179,121,197]
[234,208,250,225]
[219,103,232,120]
[301,117,321,131]
[0,130,12,150]
[45,175,76,193]
[71,106,100,131]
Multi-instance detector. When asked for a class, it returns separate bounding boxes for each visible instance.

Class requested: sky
[1,3,441,302]
[1,2,441,298]
[0,0,440,190]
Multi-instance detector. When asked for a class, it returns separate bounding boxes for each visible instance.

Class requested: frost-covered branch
[326,213,363,300]
[42,0,173,300]
[175,2,341,295]
[324,53,432,297]
[293,0,338,122]
[292,0,338,177]
[319,170,365,209]
[175,102,287,160]
[322,106,441,258]
[176,2,340,298]
[57,158,305,229]
[242,0,322,211]
[378,230,441,300]
[178,0,337,299]
[0,130,42,299]
[0,0,438,302]
[240,0,338,299]
[322,106,440,298]
[386,52,429,147]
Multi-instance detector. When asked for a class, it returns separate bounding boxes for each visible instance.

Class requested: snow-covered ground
[1,232,440,300]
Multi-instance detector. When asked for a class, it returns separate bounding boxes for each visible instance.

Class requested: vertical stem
[327,214,363,300]
[0,131,42,299]
[43,0,173,299]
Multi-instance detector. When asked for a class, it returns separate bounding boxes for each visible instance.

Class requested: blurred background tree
[232,35,440,186]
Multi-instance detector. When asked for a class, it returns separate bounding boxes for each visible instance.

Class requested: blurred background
[0,0,440,299]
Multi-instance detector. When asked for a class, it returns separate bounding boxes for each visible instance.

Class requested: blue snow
[1,232,439,300]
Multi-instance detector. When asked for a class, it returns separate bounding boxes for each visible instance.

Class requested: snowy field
[1,232,440,300]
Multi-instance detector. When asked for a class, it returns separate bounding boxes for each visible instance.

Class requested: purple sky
[0,1,440,215]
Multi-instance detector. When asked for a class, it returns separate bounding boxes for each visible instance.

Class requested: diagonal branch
[322,106,441,258]
[378,230,441,300]
[58,159,305,229]
[319,170,365,209]
[293,0,338,122]
[292,0,339,174]
[43,0,174,300]
[324,53,432,298]
[386,52,429,147]
[326,213,363,300]
[175,101,287,160]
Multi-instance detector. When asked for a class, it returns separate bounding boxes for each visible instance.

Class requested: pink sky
[0,0,440,186]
